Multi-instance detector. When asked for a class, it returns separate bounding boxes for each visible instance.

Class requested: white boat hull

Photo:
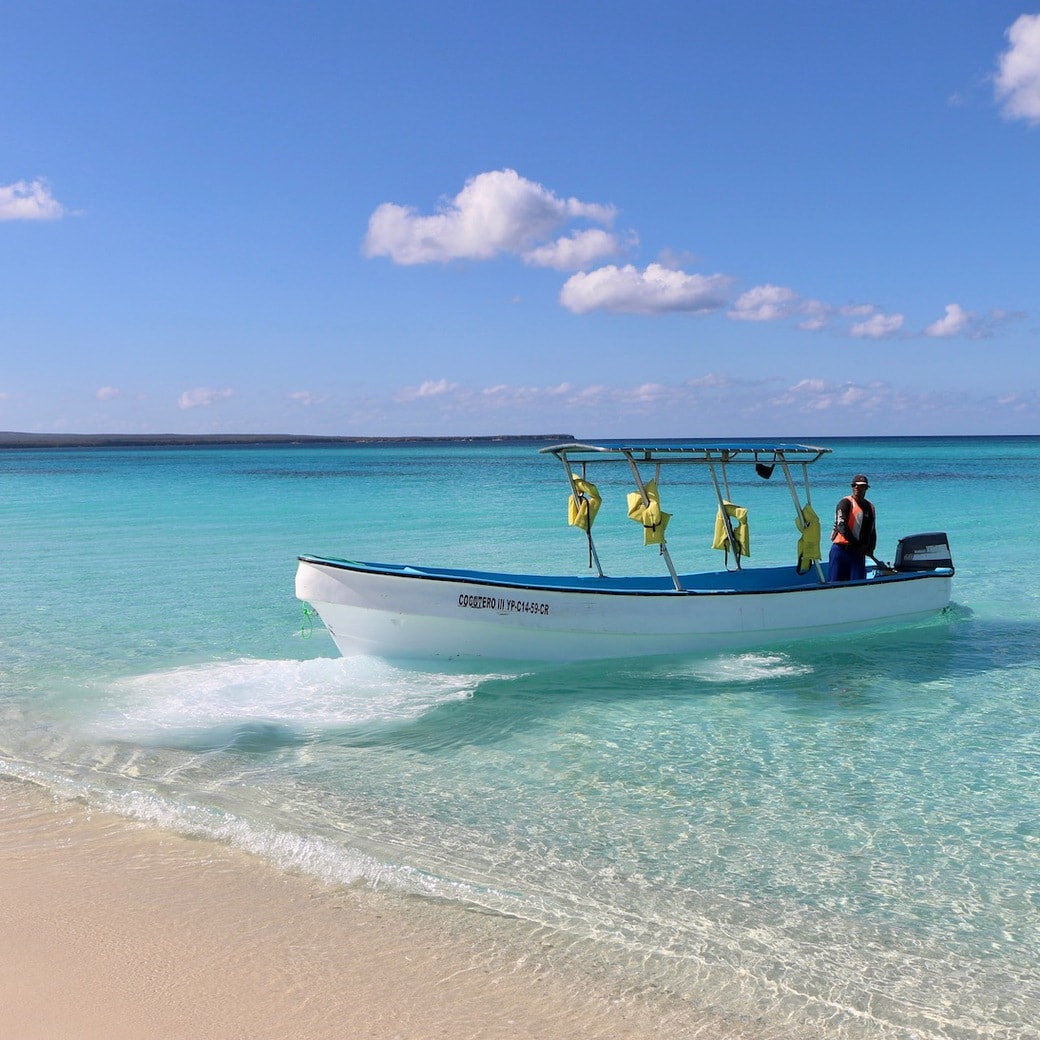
[295,556,954,663]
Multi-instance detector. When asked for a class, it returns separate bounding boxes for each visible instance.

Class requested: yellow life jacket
[796,504,821,573]
[567,476,602,532]
[626,480,671,545]
[712,502,750,557]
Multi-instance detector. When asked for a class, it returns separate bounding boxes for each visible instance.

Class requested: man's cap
[851,474,870,487]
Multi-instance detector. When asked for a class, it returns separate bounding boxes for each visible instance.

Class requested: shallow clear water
[1,438,1037,1038]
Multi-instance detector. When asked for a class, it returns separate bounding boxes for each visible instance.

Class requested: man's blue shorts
[828,542,866,582]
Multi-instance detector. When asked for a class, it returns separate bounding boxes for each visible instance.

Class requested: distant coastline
[2,432,1036,449]
[0,432,574,449]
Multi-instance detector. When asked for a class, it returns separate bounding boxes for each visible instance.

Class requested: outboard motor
[894,532,954,573]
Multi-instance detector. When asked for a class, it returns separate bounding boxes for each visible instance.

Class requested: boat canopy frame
[540,441,832,591]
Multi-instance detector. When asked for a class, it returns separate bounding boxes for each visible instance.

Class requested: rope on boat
[300,602,315,639]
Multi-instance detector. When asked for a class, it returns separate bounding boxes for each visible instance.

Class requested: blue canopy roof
[540,440,831,463]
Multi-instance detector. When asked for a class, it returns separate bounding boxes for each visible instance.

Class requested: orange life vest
[832,496,865,546]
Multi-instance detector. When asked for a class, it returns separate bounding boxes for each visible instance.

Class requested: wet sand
[0,785,704,1040]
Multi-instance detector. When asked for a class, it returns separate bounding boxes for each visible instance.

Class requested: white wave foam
[673,653,813,683]
[95,786,522,910]
[96,656,507,736]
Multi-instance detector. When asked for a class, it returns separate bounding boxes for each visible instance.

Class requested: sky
[2,1,1039,438]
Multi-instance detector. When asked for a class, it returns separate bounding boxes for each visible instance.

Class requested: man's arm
[864,504,878,554]
[833,498,853,545]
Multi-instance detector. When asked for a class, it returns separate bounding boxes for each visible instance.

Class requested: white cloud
[363,169,616,265]
[481,381,573,401]
[925,303,973,338]
[177,387,233,409]
[559,263,732,315]
[840,303,877,317]
[787,378,826,396]
[996,391,1040,413]
[364,171,996,342]
[657,248,701,270]
[318,372,1038,435]
[686,372,735,389]
[288,390,329,406]
[394,378,459,403]
[414,378,455,397]
[729,284,799,322]
[522,228,625,271]
[727,286,841,331]
[850,312,905,339]
[568,384,610,405]
[796,299,831,331]
[769,378,896,414]
[995,13,1040,125]
[96,386,121,400]
[0,179,66,221]
[631,382,671,404]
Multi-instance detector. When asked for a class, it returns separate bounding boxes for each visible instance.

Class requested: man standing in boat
[829,475,877,582]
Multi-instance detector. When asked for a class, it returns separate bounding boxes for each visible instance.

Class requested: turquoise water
[1,437,1037,1038]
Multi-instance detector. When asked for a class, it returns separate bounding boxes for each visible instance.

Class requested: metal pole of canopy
[622,453,683,591]
[559,453,604,577]
[802,461,826,583]
[778,455,825,583]
[707,457,742,569]
[721,456,733,502]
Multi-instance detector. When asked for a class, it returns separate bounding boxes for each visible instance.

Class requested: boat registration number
[458,594,551,616]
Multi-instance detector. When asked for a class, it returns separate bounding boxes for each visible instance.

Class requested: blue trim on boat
[298,555,950,597]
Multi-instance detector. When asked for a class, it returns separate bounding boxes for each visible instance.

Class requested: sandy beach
[0,784,701,1040]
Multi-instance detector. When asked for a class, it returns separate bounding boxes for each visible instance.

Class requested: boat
[295,440,955,663]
